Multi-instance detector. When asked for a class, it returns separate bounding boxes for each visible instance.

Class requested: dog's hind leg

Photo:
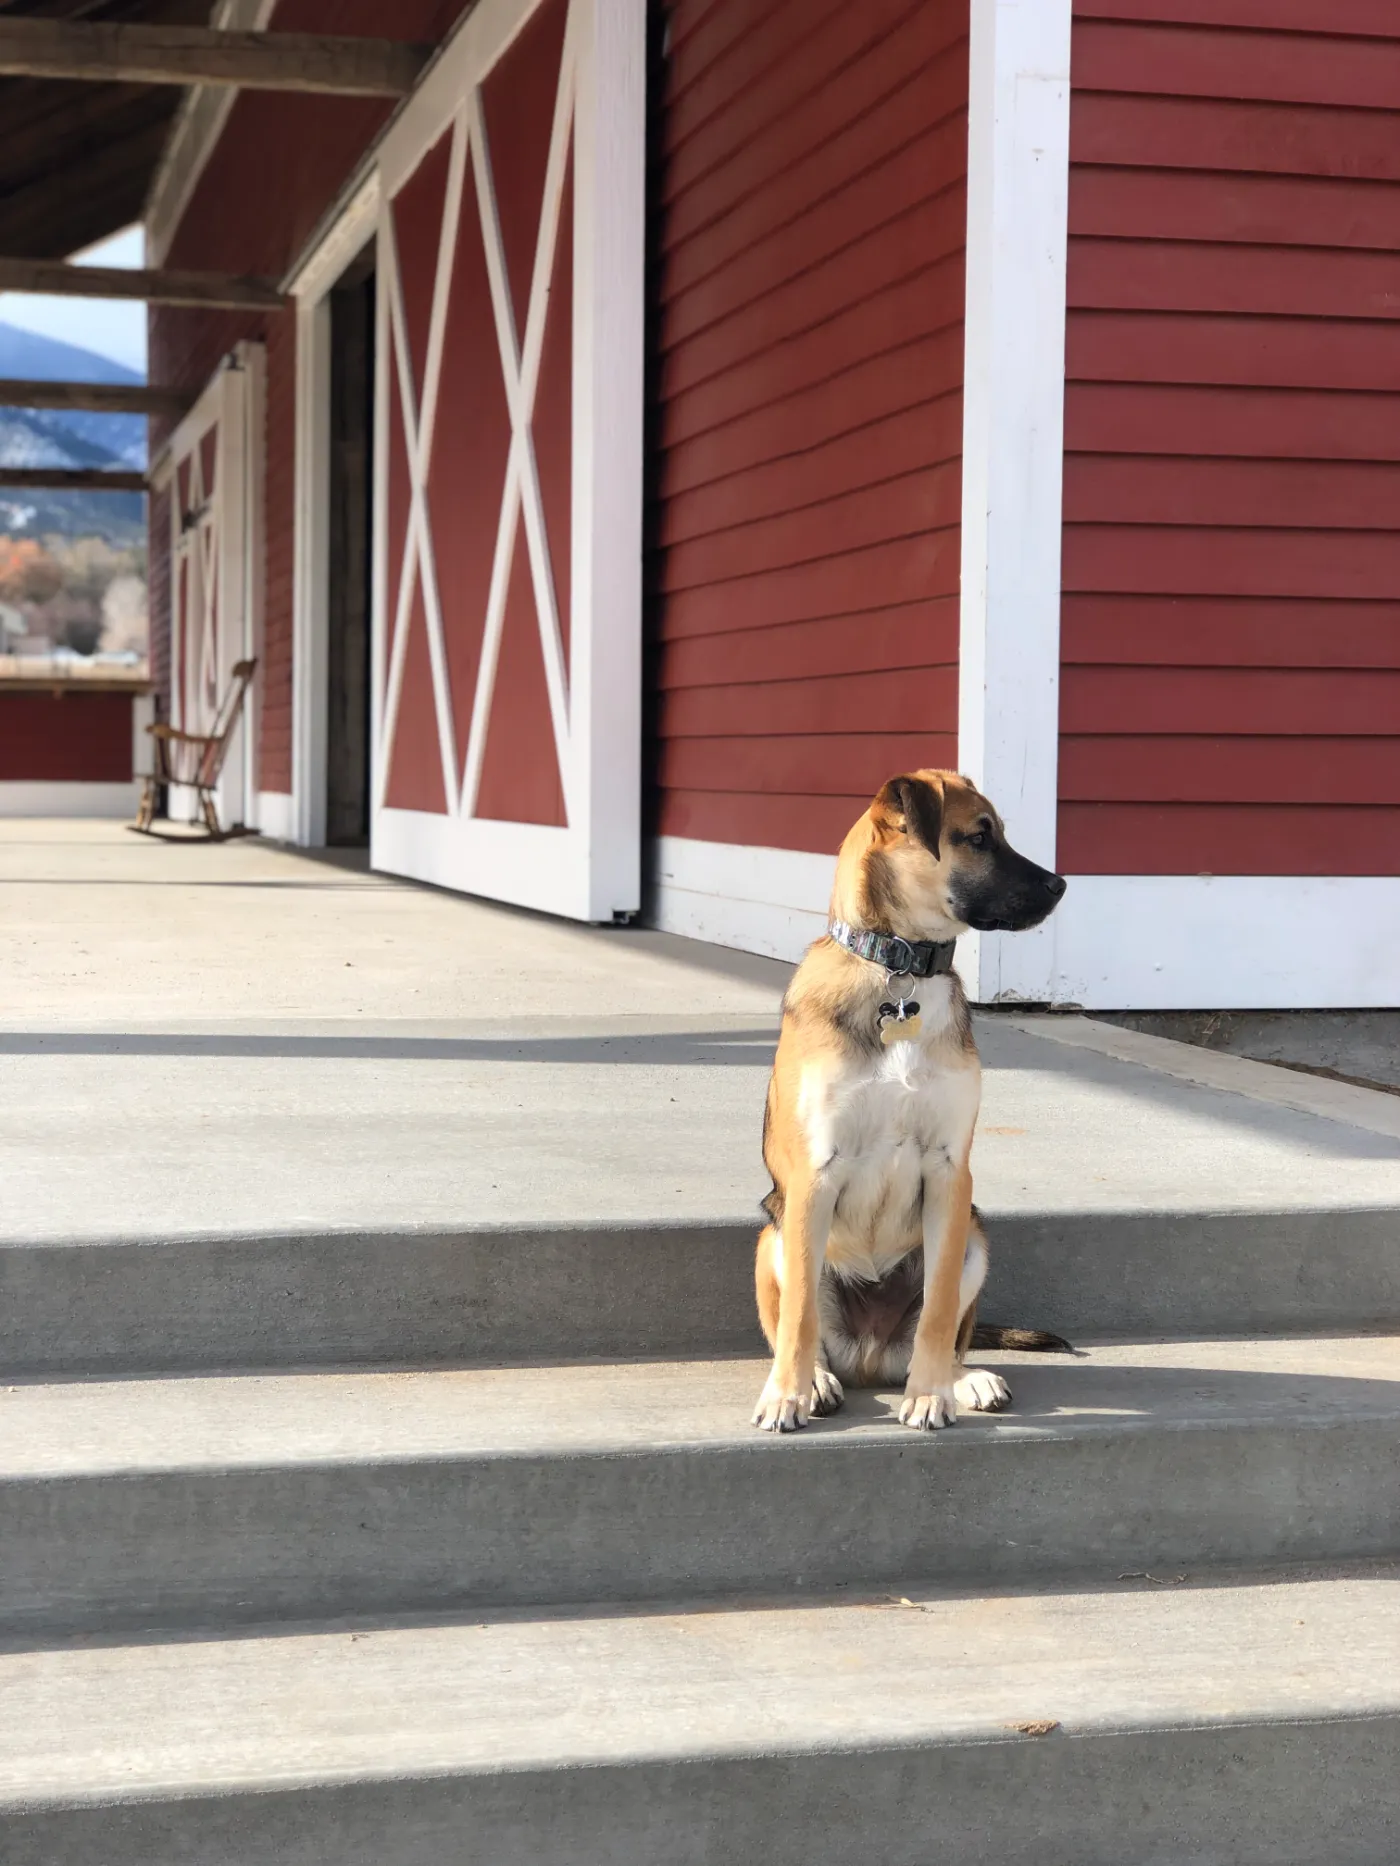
[754,1221,843,1423]
[952,1216,1012,1415]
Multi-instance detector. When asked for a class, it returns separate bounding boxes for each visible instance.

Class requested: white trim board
[0,782,139,819]
[653,842,1400,1011]
[255,790,295,842]
[132,692,155,776]
[1026,876,1400,1012]
[654,836,832,964]
[654,835,983,1000]
[958,0,1072,1006]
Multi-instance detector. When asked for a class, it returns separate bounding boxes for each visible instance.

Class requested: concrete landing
[4,1565,1400,1865]
[1,823,1396,1248]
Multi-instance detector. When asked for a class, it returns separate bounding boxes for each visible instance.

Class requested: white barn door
[370,0,643,921]
[167,346,262,829]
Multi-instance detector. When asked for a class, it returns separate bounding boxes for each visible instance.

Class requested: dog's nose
[1045,873,1067,899]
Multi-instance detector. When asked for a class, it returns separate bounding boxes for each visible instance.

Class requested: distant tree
[0,536,62,607]
[0,533,147,659]
[100,573,148,655]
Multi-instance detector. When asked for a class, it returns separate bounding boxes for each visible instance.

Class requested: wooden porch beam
[0,467,147,493]
[0,378,190,417]
[0,259,284,309]
[0,19,430,96]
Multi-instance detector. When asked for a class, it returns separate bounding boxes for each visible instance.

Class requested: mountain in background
[0,320,143,379]
[0,321,146,543]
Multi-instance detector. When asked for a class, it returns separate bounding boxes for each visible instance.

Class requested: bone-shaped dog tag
[883,1014,922,1045]
[879,1002,922,1045]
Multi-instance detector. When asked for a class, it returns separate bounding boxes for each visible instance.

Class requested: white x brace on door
[370,0,644,920]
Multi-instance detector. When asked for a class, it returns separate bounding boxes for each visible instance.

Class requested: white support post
[958,0,1073,1004]
[237,338,266,831]
[573,0,645,920]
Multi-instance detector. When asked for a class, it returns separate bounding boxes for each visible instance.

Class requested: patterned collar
[828,920,957,978]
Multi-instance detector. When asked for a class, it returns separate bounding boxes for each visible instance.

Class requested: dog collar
[828,921,956,978]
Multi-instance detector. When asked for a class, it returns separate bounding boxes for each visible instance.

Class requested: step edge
[6,1704,1400,1815]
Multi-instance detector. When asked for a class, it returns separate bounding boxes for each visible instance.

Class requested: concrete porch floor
[1,820,1396,1251]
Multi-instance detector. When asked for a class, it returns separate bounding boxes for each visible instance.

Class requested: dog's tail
[970,1323,1075,1354]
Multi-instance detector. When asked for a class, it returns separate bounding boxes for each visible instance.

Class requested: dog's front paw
[954,1367,1011,1413]
[752,1374,812,1433]
[898,1382,958,1431]
[811,1365,844,1417]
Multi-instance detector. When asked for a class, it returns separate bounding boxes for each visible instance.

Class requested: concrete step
[6,1336,1400,1635]
[5,1200,1400,1377]
[4,1563,1399,1864]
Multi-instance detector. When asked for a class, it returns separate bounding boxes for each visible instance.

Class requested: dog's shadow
[801,1345,1400,1437]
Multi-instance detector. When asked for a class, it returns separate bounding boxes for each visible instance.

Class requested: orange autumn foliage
[0,537,63,607]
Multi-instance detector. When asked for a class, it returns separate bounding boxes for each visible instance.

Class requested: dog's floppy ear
[872,774,943,858]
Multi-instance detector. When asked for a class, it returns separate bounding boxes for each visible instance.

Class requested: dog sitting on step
[753,769,1069,1433]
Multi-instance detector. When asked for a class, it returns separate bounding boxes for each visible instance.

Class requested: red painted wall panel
[0,692,133,781]
[1062,1,1400,876]
[147,0,471,796]
[650,0,970,855]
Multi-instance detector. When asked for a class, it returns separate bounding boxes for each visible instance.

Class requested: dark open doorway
[325,246,375,846]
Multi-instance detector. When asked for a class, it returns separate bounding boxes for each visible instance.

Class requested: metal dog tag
[879,1001,922,1045]
[882,1014,923,1046]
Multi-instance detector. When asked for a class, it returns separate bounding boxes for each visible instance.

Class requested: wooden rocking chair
[134,658,257,840]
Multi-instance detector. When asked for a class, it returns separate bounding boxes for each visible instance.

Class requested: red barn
[139,0,1400,1008]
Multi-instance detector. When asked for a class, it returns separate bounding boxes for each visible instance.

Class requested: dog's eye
[966,830,989,850]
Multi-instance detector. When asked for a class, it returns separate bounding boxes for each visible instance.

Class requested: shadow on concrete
[977,1021,1400,1162]
[8,1553,1400,1659]
[3,878,383,889]
[0,1030,780,1065]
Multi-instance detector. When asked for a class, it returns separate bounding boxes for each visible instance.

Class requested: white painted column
[957,0,1073,1004]
[572,0,647,920]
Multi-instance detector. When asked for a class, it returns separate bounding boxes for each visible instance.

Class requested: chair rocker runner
[134,658,256,840]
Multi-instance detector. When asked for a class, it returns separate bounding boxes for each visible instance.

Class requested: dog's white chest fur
[800,982,981,1277]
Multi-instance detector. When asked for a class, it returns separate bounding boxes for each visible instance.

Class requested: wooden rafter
[0,467,147,493]
[0,19,430,95]
[0,258,283,309]
[0,379,190,416]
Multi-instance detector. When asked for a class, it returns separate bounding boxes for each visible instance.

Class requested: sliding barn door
[370,0,643,921]
[167,348,261,829]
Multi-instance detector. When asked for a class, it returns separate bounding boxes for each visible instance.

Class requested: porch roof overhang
[0,0,213,262]
[0,2,434,266]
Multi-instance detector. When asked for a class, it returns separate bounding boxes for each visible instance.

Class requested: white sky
[0,225,147,377]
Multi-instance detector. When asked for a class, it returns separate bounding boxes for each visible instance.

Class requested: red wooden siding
[382,129,455,817]
[148,0,471,797]
[0,692,133,782]
[650,0,970,858]
[1062,0,1400,876]
[472,0,570,827]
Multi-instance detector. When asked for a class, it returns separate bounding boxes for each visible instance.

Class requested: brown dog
[753,770,1067,1433]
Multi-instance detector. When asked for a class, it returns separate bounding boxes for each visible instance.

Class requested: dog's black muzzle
[953,850,1067,933]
